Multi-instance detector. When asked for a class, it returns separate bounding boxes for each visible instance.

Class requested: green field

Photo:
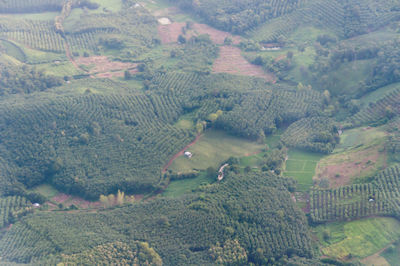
[33,184,60,199]
[163,172,214,198]
[0,39,26,62]
[335,127,387,153]
[315,217,400,260]
[284,149,324,191]
[381,241,400,266]
[169,130,265,173]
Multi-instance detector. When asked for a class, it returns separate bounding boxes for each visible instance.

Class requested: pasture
[284,149,323,191]
[315,217,400,260]
[168,130,265,173]
[162,171,214,198]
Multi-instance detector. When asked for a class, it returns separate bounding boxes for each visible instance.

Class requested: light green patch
[163,172,214,198]
[169,130,265,173]
[1,12,59,20]
[315,217,400,260]
[32,184,60,199]
[290,26,335,45]
[284,149,324,191]
[175,119,193,130]
[22,46,67,64]
[0,39,26,62]
[324,59,376,96]
[37,61,83,77]
[335,127,387,153]
[359,82,400,107]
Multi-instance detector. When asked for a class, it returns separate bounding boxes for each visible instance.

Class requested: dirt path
[162,134,202,173]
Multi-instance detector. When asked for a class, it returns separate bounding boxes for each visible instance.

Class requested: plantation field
[284,149,324,191]
[381,242,400,266]
[360,82,400,107]
[212,46,275,81]
[168,130,265,173]
[315,217,400,260]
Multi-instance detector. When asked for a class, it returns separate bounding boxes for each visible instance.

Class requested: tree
[178,35,186,44]
[100,195,108,208]
[117,190,125,205]
[124,70,132,80]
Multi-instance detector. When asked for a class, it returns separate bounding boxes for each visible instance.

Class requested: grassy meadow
[315,217,400,260]
[284,149,324,191]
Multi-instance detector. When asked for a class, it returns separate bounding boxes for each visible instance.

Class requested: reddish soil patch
[52,193,70,203]
[75,56,137,75]
[158,22,186,44]
[158,22,241,45]
[95,69,138,79]
[213,46,276,82]
[162,134,202,173]
[315,148,383,188]
[192,24,242,45]
[274,54,287,62]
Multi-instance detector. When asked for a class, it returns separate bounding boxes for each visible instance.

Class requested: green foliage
[0,196,30,228]
[0,171,314,264]
[0,61,63,95]
[0,79,194,199]
[170,0,307,34]
[310,164,400,223]
[60,241,162,265]
[281,116,339,153]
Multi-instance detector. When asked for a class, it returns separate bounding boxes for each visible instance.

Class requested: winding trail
[162,134,202,173]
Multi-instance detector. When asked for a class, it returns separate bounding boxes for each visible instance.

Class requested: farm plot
[315,217,400,260]
[168,130,265,173]
[212,46,275,82]
[315,140,387,188]
[75,56,137,78]
[284,149,324,192]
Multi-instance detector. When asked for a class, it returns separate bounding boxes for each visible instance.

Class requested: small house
[33,203,40,208]
[184,151,192,158]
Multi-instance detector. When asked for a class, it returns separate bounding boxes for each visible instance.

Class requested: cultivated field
[212,46,276,82]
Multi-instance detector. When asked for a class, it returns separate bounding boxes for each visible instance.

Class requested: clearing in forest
[283,149,324,191]
[158,22,241,45]
[314,129,387,188]
[168,130,265,173]
[75,56,137,78]
[212,46,276,82]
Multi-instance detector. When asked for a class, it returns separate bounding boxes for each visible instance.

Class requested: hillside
[0,0,400,265]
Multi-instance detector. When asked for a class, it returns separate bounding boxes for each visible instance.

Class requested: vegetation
[0,171,314,264]
[1,0,400,264]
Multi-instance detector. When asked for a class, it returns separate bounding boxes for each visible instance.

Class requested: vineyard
[170,0,307,34]
[0,18,65,53]
[281,116,339,153]
[310,164,400,223]
[0,0,63,13]
[0,196,30,228]
[249,0,400,42]
[0,79,195,199]
[0,171,314,265]
[347,88,400,128]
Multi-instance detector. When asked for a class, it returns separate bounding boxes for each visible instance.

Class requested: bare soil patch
[192,24,242,45]
[158,22,186,44]
[213,46,276,82]
[158,22,241,45]
[314,146,385,188]
[75,56,137,76]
